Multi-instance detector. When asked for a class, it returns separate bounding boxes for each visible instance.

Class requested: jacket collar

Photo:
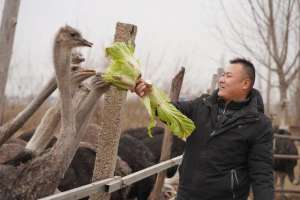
[205,88,264,114]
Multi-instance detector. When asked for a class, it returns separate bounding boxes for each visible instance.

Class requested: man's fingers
[136,83,146,92]
[136,79,143,85]
[132,78,152,97]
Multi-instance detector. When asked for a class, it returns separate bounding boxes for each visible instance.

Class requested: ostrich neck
[75,89,101,131]
[53,44,73,127]
[53,83,106,171]
[25,103,60,154]
[25,86,90,156]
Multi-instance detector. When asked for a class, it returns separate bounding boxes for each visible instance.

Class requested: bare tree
[294,0,300,124]
[220,0,300,125]
[0,0,21,125]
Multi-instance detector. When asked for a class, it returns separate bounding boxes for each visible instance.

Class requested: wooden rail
[39,155,182,200]
[273,154,300,160]
[275,189,300,194]
[274,134,300,141]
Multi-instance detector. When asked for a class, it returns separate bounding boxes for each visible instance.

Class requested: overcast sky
[1,0,254,98]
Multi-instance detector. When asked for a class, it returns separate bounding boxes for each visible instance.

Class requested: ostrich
[4,65,96,166]
[11,124,133,199]
[14,122,152,200]
[273,128,298,200]
[142,129,185,178]
[118,134,156,200]
[0,25,110,199]
[43,124,157,200]
[58,127,182,200]
[125,126,185,178]
[0,138,27,164]
[123,126,165,140]
[58,140,132,200]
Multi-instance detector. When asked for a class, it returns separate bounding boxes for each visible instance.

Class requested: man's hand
[133,78,152,97]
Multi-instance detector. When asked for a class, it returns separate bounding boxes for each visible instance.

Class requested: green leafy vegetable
[103,42,196,139]
[142,86,195,139]
[102,42,141,90]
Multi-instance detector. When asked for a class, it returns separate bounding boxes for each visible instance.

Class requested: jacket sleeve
[172,98,200,119]
[248,117,274,200]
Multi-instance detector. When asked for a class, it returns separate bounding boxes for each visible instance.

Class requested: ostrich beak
[72,57,85,64]
[79,68,96,76]
[72,67,96,83]
[78,57,85,62]
[80,39,93,47]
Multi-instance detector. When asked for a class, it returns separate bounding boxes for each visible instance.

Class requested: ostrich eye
[70,32,78,37]
[71,66,79,71]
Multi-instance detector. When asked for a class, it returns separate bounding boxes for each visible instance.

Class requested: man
[134,58,274,200]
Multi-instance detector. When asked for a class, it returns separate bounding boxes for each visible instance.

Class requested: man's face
[218,63,250,102]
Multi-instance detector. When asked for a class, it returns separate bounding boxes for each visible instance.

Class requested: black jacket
[174,89,274,200]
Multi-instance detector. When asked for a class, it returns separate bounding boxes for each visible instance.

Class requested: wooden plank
[209,74,218,94]
[275,189,300,193]
[274,134,300,141]
[273,154,300,160]
[107,155,183,193]
[0,0,21,125]
[39,178,116,200]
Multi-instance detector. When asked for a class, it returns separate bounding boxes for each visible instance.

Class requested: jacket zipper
[210,103,228,137]
[230,169,239,200]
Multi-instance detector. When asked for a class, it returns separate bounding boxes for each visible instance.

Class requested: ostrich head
[71,51,85,65]
[55,25,93,48]
[70,51,95,85]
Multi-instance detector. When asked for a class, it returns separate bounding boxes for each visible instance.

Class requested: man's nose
[219,76,225,83]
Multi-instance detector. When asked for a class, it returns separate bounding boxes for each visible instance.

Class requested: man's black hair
[230,58,255,88]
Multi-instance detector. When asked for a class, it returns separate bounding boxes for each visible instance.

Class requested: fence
[39,156,182,200]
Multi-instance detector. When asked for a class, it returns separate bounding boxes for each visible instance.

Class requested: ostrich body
[55,129,156,200]
[125,126,185,178]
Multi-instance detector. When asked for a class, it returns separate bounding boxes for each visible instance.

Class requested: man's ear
[242,79,251,90]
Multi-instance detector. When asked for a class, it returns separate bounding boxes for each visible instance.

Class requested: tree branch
[287,67,300,85]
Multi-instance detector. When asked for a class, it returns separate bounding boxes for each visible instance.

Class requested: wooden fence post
[0,0,21,125]
[209,67,223,94]
[209,74,218,94]
[90,22,137,200]
[149,67,185,200]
